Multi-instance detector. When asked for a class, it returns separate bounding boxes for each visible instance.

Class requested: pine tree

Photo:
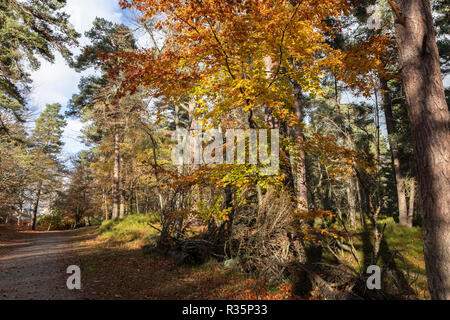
[69,18,139,220]
[0,0,79,128]
[388,0,450,299]
[29,103,67,230]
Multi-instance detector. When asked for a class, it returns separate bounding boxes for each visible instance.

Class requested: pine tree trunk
[119,155,125,219]
[347,177,357,228]
[119,195,125,218]
[31,181,42,231]
[103,192,110,220]
[133,184,139,215]
[408,179,415,227]
[112,124,120,220]
[381,80,409,226]
[391,0,450,299]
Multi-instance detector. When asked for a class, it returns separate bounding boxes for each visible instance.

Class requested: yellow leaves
[294,208,345,243]
[334,34,392,96]
[118,0,391,130]
[298,133,376,181]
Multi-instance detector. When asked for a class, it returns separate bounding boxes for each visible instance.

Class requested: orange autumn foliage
[115,0,390,127]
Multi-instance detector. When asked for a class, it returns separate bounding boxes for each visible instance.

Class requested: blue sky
[29,0,126,158]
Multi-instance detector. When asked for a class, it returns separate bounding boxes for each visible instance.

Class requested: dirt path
[0,227,87,300]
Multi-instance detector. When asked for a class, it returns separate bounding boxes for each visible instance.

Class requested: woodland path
[0,227,87,300]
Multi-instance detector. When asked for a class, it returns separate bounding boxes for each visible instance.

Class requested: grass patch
[383,224,424,263]
[99,214,160,247]
[336,218,428,299]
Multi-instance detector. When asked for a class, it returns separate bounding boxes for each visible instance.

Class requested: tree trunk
[119,193,125,218]
[292,79,309,210]
[31,181,42,231]
[346,177,357,228]
[75,206,80,229]
[264,57,295,193]
[381,79,409,226]
[18,203,23,226]
[119,151,126,219]
[189,100,201,211]
[408,179,416,227]
[112,124,120,220]
[135,188,140,215]
[391,0,450,299]
[103,192,110,220]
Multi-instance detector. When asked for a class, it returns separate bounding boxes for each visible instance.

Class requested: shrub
[38,212,73,231]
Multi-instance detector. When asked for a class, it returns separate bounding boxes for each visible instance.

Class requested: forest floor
[0,219,429,300]
[0,224,294,300]
[71,226,295,300]
[348,222,429,299]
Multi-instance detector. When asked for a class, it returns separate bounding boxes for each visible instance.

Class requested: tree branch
[387,0,405,25]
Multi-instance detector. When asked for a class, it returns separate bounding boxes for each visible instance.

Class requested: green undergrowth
[339,217,428,298]
[99,214,160,246]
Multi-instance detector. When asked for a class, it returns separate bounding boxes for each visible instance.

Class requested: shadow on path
[0,227,95,300]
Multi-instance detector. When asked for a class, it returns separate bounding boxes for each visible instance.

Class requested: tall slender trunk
[31,181,42,231]
[75,205,80,228]
[112,124,120,220]
[119,193,125,218]
[408,179,416,226]
[347,177,357,228]
[223,126,234,233]
[292,79,309,210]
[381,79,409,226]
[119,154,125,219]
[189,100,201,211]
[390,0,450,299]
[135,188,140,215]
[129,189,133,215]
[18,203,23,226]
[103,192,110,220]
[356,178,366,228]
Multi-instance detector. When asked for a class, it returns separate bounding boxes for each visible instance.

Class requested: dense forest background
[0,0,449,300]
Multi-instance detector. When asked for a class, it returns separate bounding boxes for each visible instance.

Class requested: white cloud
[66,0,123,37]
[62,119,86,152]
[29,0,124,156]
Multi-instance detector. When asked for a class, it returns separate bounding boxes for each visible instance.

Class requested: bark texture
[392,0,450,299]
[112,124,120,220]
[292,80,309,210]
